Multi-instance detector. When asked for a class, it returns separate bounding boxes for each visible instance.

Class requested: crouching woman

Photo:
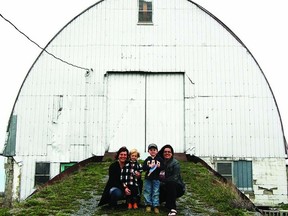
[158,144,185,216]
[98,146,130,207]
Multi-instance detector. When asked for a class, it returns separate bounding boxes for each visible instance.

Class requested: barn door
[146,74,184,152]
[106,73,184,155]
[106,73,146,152]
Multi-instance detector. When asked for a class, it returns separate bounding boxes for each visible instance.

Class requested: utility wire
[0,13,90,71]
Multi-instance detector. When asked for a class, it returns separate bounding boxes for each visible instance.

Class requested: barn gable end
[2,0,287,206]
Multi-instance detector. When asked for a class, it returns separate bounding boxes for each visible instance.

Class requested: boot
[146,206,151,212]
[127,203,133,209]
[133,203,138,209]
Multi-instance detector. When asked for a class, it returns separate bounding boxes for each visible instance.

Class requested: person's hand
[124,187,131,195]
[135,171,141,178]
[156,161,160,167]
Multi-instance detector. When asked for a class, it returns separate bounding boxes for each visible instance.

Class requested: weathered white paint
[12,161,21,201]
[3,0,287,205]
[145,73,184,153]
[203,157,288,206]
[106,72,184,155]
[106,73,146,152]
[251,158,288,206]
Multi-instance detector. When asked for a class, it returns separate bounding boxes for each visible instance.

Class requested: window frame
[60,162,76,173]
[216,160,253,192]
[138,0,153,24]
[34,162,50,187]
[216,162,233,182]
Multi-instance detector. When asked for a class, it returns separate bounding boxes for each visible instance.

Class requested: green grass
[1,161,257,216]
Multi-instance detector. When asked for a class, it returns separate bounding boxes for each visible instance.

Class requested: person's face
[163,147,172,160]
[148,148,158,157]
[118,151,128,162]
[130,153,138,161]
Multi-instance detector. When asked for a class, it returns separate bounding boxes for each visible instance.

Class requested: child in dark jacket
[120,148,142,209]
[142,143,164,214]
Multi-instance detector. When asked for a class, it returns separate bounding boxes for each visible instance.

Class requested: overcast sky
[0,0,287,192]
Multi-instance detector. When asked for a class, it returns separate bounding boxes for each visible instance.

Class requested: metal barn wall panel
[106,73,146,153]
[192,97,283,157]
[4,0,286,202]
[106,73,184,156]
[18,156,37,200]
[11,0,285,160]
[15,96,49,156]
[146,73,184,152]
[90,95,106,155]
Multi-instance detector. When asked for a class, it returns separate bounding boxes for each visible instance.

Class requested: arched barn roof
[3,0,286,159]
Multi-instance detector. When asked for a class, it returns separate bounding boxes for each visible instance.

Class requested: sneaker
[133,203,138,209]
[168,209,177,216]
[127,203,133,209]
[154,207,160,214]
[146,206,151,212]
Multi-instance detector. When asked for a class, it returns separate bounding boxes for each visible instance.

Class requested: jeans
[109,187,124,206]
[143,179,160,207]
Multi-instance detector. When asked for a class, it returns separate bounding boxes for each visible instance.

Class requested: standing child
[142,143,164,214]
[120,148,143,209]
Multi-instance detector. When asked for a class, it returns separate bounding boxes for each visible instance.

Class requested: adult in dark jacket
[98,146,132,207]
[158,144,185,216]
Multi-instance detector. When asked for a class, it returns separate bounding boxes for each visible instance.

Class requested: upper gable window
[138,0,153,24]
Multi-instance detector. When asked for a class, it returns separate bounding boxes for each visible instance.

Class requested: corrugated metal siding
[11,0,285,160]
[106,72,184,155]
[146,73,184,152]
[7,0,286,200]
[106,73,146,153]
[15,96,49,156]
[11,0,284,159]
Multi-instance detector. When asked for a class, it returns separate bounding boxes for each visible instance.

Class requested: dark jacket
[142,155,164,180]
[157,144,185,194]
[163,157,185,192]
[98,161,125,206]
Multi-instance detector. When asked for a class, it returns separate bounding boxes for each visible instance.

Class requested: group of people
[98,144,185,216]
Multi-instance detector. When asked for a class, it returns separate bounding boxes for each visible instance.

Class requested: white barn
[1,0,287,207]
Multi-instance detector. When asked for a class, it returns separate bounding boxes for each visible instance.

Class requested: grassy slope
[1,161,257,216]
